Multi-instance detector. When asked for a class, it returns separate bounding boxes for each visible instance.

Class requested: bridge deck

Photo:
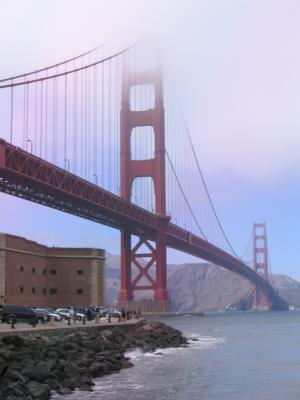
[0,140,288,310]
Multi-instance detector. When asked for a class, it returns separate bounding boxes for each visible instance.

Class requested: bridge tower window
[130,84,155,111]
[131,126,155,160]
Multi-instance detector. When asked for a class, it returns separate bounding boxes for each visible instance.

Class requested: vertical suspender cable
[87,55,91,180]
[25,84,29,149]
[84,68,87,178]
[45,71,49,160]
[22,81,26,148]
[34,75,38,154]
[94,64,98,183]
[64,70,68,170]
[73,66,77,175]
[40,81,43,157]
[101,62,104,187]
[10,82,14,143]
[80,67,84,176]
[108,59,111,192]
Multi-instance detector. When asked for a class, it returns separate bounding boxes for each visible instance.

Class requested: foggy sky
[0,1,300,279]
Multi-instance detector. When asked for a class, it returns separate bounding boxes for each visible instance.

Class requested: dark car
[0,304,45,325]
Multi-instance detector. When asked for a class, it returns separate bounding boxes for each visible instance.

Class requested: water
[54,312,300,400]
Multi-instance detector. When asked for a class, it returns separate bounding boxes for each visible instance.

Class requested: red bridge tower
[252,222,270,311]
[118,62,170,312]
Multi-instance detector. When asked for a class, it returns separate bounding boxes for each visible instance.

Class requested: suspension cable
[165,149,207,240]
[179,112,241,258]
[0,42,108,83]
[0,45,135,89]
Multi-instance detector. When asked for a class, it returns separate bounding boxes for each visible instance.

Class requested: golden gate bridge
[0,42,288,311]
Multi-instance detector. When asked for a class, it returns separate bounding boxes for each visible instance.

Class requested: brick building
[0,233,105,307]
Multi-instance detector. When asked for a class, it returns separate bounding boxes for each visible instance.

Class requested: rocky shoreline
[0,320,188,399]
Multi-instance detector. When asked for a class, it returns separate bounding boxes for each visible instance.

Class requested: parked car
[0,305,45,325]
[56,308,85,321]
[30,308,48,323]
[45,308,62,321]
[103,309,121,318]
[55,308,71,320]
[33,308,62,322]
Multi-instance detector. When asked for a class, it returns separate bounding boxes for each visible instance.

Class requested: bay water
[54,311,300,400]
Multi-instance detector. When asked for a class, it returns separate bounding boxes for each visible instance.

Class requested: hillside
[104,256,300,311]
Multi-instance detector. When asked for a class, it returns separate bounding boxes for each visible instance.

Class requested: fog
[1,1,300,276]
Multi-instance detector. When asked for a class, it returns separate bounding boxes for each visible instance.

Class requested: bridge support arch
[118,62,170,312]
[252,222,270,311]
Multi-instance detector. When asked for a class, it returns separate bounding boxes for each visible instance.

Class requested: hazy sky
[0,1,300,279]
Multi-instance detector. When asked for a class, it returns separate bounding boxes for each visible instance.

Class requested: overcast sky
[0,1,300,279]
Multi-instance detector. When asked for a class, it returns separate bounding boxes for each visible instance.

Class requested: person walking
[121,307,126,322]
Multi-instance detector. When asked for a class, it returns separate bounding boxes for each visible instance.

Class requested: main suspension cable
[0,45,135,89]
[180,112,241,258]
[0,42,108,83]
[165,149,207,240]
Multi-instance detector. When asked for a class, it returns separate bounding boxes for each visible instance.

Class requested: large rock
[25,361,52,382]
[1,335,26,348]
[27,382,51,400]
[0,321,187,399]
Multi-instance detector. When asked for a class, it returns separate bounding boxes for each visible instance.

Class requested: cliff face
[269,274,300,308]
[168,263,300,311]
[105,256,300,311]
[168,263,253,311]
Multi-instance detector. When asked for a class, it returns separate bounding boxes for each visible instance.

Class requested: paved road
[0,317,139,336]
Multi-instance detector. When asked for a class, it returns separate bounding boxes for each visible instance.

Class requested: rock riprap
[0,321,187,399]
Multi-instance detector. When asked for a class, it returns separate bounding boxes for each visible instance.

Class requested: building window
[32,267,36,274]
[49,269,57,275]
[20,266,24,272]
[76,289,84,295]
[20,287,24,293]
[32,287,36,294]
[43,288,47,295]
[49,288,57,295]
[77,270,84,276]
[43,269,47,275]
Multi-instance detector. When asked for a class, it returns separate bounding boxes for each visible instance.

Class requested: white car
[56,308,85,321]
[44,309,62,321]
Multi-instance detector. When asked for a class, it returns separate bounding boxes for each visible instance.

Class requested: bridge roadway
[0,139,288,310]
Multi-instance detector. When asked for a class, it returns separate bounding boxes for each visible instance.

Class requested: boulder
[27,382,50,400]
[24,361,51,382]
[1,335,26,348]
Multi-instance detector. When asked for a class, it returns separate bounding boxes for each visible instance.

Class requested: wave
[187,334,225,350]
[124,334,225,362]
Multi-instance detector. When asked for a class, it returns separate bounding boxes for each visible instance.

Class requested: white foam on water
[124,335,225,362]
[124,348,145,360]
[124,347,184,361]
[188,335,225,350]
[94,382,144,392]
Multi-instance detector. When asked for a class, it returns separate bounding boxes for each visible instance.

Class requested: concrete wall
[0,233,105,307]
